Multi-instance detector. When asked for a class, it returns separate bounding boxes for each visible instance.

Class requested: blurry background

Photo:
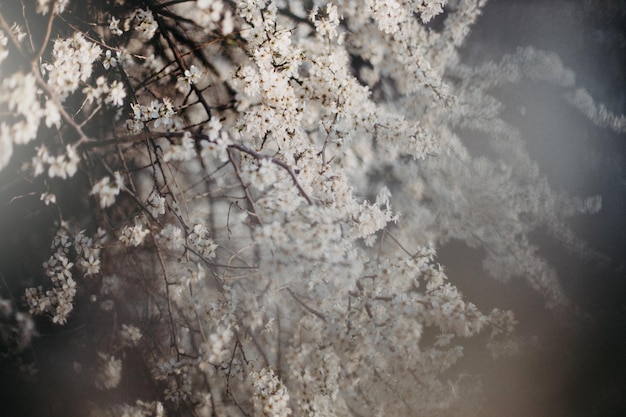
[440,0,626,416]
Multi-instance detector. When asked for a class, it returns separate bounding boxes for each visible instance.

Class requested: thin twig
[285,287,326,321]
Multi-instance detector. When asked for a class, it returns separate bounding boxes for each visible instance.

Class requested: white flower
[157,224,185,251]
[177,65,203,90]
[12,119,39,146]
[105,80,126,107]
[132,8,158,40]
[251,368,292,417]
[64,145,80,178]
[119,218,150,247]
[146,100,161,120]
[205,324,234,364]
[120,324,142,347]
[419,0,446,23]
[95,352,122,390]
[42,34,101,101]
[147,194,166,218]
[43,100,61,128]
[31,146,49,177]
[48,155,67,179]
[37,0,69,14]
[102,50,118,70]
[200,130,230,162]
[163,133,196,162]
[109,16,123,36]
[81,255,101,276]
[206,117,222,140]
[40,192,56,206]
[91,174,123,209]
[188,221,218,259]
[311,3,341,40]
[237,65,261,96]
[154,98,176,128]
[9,23,25,43]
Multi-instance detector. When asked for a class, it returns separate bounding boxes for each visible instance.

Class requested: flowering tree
[0,1,621,416]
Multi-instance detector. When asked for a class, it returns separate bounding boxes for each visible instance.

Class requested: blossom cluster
[91,172,124,209]
[127,98,179,133]
[0,1,619,416]
[24,227,104,325]
[251,367,292,417]
[95,352,122,390]
[42,33,102,101]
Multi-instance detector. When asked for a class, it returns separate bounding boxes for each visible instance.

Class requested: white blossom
[109,16,123,36]
[91,173,123,209]
[120,324,143,347]
[131,8,158,40]
[251,368,292,417]
[40,192,56,206]
[147,193,166,218]
[102,49,119,70]
[95,352,122,390]
[119,218,150,247]
[157,224,185,251]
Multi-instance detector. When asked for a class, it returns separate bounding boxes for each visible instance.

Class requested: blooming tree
[0,1,620,416]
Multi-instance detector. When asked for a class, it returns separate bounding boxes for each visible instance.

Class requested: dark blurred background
[444,1,626,416]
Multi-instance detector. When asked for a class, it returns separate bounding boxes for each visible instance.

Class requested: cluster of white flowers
[163,132,197,162]
[157,224,185,251]
[154,356,195,404]
[310,3,342,41]
[0,25,122,174]
[127,98,178,133]
[82,76,126,107]
[95,352,122,390]
[200,132,230,163]
[100,274,121,298]
[0,72,40,138]
[36,0,70,15]
[119,217,150,247]
[251,367,292,417]
[416,0,447,23]
[42,33,101,101]
[0,72,45,170]
[368,0,410,35]
[30,145,80,179]
[188,221,218,259]
[287,344,342,414]
[243,158,279,191]
[25,227,103,324]
[91,172,124,209]
[176,64,203,90]
[130,8,158,40]
[120,324,143,347]
[109,16,123,36]
[203,322,234,364]
[147,193,166,218]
